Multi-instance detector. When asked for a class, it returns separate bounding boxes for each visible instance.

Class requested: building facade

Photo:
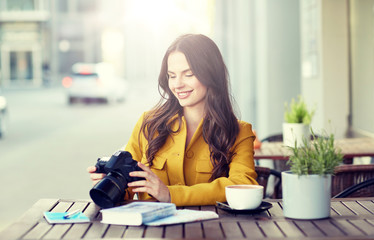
[0,0,110,88]
[0,0,50,87]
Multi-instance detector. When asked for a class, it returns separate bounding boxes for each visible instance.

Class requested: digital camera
[89,151,144,208]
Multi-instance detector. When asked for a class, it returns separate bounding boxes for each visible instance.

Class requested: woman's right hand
[87,166,106,186]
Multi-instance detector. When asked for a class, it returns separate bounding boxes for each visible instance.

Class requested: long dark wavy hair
[140,34,239,181]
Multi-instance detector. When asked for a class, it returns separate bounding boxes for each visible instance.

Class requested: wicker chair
[332,164,374,197]
[261,133,283,143]
[255,166,282,199]
[333,178,374,198]
[261,133,322,143]
[255,166,270,197]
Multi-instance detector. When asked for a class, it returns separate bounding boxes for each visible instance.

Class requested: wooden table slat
[51,201,73,213]
[102,224,126,238]
[331,201,357,216]
[367,218,374,223]
[330,204,340,217]
[69,202,89,213]
[276,220,305,238]
[184,222,204,238]
[164,224,183,238]
[82,221,109,239]
[347,219,374,236]
[41,224,71,240]
[123,226,145,238]
[267,201,284,217]
[83,202,101,221]
[256,220,284,238]
[21,222,52,240]
[239,221,265,238]
[19,199,59,239]
[200,205,216,212]
[201,221,224,239]
[313,219,346,237]
[144,226,164,238]
[294,220,325,238]
[356,200,374,215]
[0,222,37,240]
[61,223,91,239]
[330,219,364,237]
[19,198,58,223]
[31,200,90,240]
[342,200,374,216]
[220,221,243,238]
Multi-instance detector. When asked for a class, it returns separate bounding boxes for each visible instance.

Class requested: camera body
[89,151,144,209]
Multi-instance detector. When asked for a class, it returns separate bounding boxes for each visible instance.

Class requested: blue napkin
[44,211,90,224]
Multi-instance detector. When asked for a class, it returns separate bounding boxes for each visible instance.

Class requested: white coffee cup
[225,185,264,210]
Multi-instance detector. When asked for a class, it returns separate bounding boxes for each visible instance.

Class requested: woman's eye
[168,75,176,79]
[185,74,194,78]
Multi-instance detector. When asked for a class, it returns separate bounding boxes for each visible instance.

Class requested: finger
[87,166,97,173]
[131,186,149,193]
[129,179,159,195]
[92,180,101,186]
[90,173,106,181]
[137,162,153,173]
[129,170,152,179]
[128,180,148,187]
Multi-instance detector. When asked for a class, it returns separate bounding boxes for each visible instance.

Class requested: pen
[63,209,81,219]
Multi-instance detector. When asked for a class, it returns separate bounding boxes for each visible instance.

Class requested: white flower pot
[282,171,331,219]
[283,123,310,147]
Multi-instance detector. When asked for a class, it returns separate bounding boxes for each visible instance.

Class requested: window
[6,0,35,11]
[10,51,33,81]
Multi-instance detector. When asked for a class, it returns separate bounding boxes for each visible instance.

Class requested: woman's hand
[87,166,106,186]
[128,162,171,203]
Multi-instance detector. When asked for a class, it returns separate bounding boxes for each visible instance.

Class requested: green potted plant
[283,96,315,147]
[282,132,343,219]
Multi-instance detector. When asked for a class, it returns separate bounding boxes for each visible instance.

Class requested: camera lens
[89,172,127,209]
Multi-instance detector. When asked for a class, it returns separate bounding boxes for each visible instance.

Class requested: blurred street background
[0,83,158,230]
[1,0,374,232]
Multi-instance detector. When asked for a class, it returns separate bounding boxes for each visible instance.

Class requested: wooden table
[2,198,374,239]
[255,137,374,161]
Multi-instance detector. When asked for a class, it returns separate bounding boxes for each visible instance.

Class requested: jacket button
[186,150,194,158]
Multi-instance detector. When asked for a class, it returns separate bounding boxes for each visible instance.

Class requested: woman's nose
[173,76,184,88]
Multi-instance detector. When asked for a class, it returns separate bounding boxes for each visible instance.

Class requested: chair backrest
[332,164,374,197]
[261,133,322,142]
[261,134,283,142]
[255,166,270,197]
[333,178,374,198]
[255,166,282,198]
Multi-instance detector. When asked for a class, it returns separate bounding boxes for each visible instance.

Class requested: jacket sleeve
[167,122,258,206]
[124,112,146,163]
[123,112,147,200]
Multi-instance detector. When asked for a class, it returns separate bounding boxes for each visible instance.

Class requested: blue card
[44,211,90,224]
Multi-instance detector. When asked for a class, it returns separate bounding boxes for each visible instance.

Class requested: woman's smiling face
[167,51,207,110]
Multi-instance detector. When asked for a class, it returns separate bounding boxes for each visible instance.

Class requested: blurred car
[0,93,8,138]
[62,62,128,104]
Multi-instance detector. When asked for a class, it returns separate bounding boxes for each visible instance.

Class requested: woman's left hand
[128,162,171,203]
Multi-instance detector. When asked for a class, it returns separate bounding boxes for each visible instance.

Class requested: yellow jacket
[125,112,258,206]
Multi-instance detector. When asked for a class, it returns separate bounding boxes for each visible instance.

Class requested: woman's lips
[177,90,192,99]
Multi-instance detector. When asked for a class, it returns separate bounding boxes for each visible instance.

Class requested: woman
[88,34,257,206]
